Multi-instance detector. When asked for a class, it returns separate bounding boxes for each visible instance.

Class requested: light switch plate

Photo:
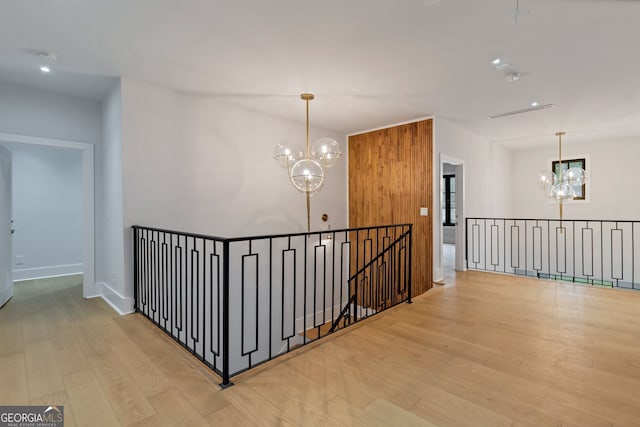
[420,207,429,216]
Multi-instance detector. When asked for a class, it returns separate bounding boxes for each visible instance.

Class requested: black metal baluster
[201,238,206,363]
[303,235,307,343]
[633,223,636,290]
[268,238,273,361]
[133,227,139,312]
[220,239,231,388]
[407,225,413,304]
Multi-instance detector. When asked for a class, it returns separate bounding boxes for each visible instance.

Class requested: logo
[0,406,64,427]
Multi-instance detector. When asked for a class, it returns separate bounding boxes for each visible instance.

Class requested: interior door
[0,145,12,308]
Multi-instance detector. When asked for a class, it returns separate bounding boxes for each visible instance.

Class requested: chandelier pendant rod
[305,95,310,157]
[306,95,311,232]
[301,93,315,232]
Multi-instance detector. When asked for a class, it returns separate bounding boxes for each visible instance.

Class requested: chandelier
[273,93,342,231]
[536,131,587,221]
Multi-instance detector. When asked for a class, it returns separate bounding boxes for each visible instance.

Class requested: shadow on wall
[240,210,302,237]
[188,123,245,200]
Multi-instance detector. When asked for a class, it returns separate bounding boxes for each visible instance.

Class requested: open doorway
[0,132,95,299]
[440,154,465,284]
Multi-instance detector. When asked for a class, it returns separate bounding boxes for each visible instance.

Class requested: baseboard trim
[95,282,134,315]
[12,264,83,282]
[433,267,445,283]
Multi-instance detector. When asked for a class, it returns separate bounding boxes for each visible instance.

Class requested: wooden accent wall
[348,119,433,296]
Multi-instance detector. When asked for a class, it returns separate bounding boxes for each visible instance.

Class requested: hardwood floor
[441,243,456,285]
[2,272,640,426]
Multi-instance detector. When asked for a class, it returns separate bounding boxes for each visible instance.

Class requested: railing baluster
[133,227,139,312]
[221,239,232,388]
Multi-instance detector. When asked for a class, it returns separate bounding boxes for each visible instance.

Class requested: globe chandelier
[273,93,342,232]
[536,131,587,222]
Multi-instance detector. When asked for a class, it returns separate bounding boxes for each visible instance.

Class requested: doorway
[440,154,465,284]
[0,132,95,298]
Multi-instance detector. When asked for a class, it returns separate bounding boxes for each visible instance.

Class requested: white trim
[12,264,83,282]
[95,282,135,315]
[347,116,435,137]
[0,132,96,298]
[344,134,350,228]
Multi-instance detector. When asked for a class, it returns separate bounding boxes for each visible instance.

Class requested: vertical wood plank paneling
[348,119,433,296]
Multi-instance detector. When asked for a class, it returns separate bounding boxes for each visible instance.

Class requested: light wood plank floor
[2,272,640,426]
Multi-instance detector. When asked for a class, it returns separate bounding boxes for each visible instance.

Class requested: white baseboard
[433,267,444,283]
[12,263,83,282]
[95,282,134,315]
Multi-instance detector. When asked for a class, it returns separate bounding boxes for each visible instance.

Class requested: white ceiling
[1,0,639,148]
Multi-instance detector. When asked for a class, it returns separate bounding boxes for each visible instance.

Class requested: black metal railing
[466,217,640,289]
[132,224,412,388]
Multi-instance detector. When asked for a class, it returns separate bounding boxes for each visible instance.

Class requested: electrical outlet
[15,255,24,265]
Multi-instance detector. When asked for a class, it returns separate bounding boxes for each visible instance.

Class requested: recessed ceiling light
[39,66,51,73]
[531,101,539,107]
[492,58,501,65]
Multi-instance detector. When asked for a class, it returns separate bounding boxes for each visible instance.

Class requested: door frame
[0,145,12,307]
[0,132,96,298]
[439,154,466,272]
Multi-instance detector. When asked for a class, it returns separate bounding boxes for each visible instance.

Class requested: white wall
[433,117,512,280]
[510,136,640,220]
[7,143,83,280]
[98,80,128,312]
[0,82,102,143]
[118,78,348,307]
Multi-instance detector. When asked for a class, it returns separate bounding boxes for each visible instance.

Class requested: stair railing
[132,223,412,388]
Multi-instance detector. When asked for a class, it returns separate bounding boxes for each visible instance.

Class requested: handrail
[347,229,411,282]
[328,230,412,334]
[465,217,639,223]
[328,294,356,334]
[132,223,413,243]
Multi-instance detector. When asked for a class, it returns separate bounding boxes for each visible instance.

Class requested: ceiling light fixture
[273,94,342,232]
[492,58,501,65]
[536,132,587,223]
[531,101,539,107]
[39,66,51,73]
[505,72,521,82]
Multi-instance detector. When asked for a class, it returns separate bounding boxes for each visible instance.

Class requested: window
[551,157,586,201]
[442,174,456,226]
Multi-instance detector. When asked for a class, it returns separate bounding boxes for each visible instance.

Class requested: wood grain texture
[5,272,640,425]
[348,119,433,296]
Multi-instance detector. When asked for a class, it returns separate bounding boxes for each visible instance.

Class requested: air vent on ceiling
[489,104,554,119]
